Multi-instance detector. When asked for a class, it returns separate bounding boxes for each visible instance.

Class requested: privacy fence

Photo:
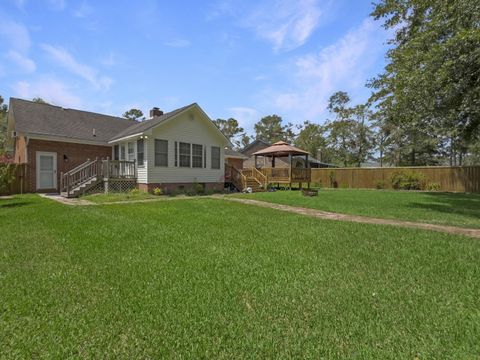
[310,166,480,193]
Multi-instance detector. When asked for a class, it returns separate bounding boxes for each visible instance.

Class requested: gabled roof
[241,138,271,154]
[9,98,136,144]
[109,103,196,142]
[253,141,309,156]
[225,148,248,159]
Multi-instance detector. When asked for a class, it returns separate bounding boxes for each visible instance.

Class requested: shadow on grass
[407,192,480,221]
[0,201,30,209]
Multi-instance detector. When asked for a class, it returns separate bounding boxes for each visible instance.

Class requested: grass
[82,191,159,203]
[1,195,479,358]
[234,189,480,229]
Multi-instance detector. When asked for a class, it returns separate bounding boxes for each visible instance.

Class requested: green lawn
[234,189,480,228]
[1,195,479,358]
[82,191,159,203]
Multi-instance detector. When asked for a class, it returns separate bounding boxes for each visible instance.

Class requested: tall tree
[213,118,244,148]
[240,134,251,149]
[123,108,145,122]
[369,0,480,166]
[254,115,293,143]
[0,96,8,150]
[294,121,328,159]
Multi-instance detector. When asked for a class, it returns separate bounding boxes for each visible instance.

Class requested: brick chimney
[150,107,163,117]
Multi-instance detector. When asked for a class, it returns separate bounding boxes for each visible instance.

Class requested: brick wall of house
[25,138,112,192]
[225,157,244,169]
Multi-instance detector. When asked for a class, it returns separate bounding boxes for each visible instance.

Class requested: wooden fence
[310,166,480,193]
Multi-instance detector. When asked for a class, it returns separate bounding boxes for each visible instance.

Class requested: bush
[426,182,441,191]
[153,187,163,196]
[391,171,427,190]
[375,180,385,190]
[129,188,142,195]
[0,163,16,194]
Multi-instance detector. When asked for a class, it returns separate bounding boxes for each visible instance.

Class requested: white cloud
[48,0,66,11]
[244,0,323,52]
[73,1,93,18]
[268,18,387,121]
[6,50,36,73]
[164,39,191,48]
[228,106,259,132]
[0,19,31,53]
[41,44,113,90]
[12,78,83,108]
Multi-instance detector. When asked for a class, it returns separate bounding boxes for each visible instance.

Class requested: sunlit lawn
[1,195,479,358]
[234,188,480,228]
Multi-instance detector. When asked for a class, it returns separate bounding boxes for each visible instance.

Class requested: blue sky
[0,0,389,134]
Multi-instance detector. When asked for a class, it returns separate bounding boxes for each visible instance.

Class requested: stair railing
[252,167,268,188]
[60,158,102,195]
[231,166,247,191]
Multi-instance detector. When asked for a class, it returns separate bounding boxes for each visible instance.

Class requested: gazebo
[252,141,311,188]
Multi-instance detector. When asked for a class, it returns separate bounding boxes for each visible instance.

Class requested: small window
[128,142,135,161]
[211,146,220,169]
[155,139,168,167]
[174,141,178,167]
[179,142,191,167]
[114,145,119,160]
[137,139,144,166]
[120,145,126,160]
[203,146,207,168]
[192,144,203,168]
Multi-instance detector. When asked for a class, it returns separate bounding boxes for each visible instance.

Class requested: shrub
[375,180,385,190]
[391,171,427,190]
[0,162,16,195]
[129,188,141,195]
[153,187,163,196]
[426,182,441,191]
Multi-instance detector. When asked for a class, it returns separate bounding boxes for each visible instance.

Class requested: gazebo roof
[252,141,309,157]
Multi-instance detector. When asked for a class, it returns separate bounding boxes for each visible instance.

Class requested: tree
[0,96,8,150]
[123,108,145,122]
[213,118,244,148]
[369,0,480,166]
[254,115,294,143]
[32,97,48,104]
[240,134,251,149]
[294,121,328,160]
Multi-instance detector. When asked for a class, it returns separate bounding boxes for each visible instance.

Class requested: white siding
[116,139,147,183]
[146,109,226,184]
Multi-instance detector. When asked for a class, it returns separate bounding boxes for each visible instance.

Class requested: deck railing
[61,158,136,195]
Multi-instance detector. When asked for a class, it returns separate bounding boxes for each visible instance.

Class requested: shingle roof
[252,141,309,156]
[109,103,196,142]
[225,148,248,159]
[10,98,136,144]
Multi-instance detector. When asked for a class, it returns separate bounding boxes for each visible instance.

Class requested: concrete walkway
[223,197,480,239]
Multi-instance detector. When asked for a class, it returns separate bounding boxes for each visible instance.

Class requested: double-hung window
[179,142,191,167]
[211,146,220,169]
[155,139,168,167]
[127,142,135,161]
[192,144,203,168]
[120,145,126,160]
[137,139,144,166]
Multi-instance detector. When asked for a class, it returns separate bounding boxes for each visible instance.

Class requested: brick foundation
[138,182,224,194]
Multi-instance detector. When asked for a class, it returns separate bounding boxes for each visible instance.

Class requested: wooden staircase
[60,158,136,198]
[227,166,267,193]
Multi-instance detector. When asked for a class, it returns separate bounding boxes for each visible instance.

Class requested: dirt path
[223,197,480,239]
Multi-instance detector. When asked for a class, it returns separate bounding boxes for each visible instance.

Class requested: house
[5,98,230,195]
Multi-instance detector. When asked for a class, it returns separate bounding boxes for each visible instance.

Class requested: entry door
[36,152,57,190]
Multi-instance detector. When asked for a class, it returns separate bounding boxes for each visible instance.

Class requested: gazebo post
[288,153,292,190]
[306,153,310,189]
[254,154,258,168]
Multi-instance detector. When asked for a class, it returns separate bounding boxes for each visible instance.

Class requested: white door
[36,152,57,190]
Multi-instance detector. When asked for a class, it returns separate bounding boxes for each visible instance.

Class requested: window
[203,146,207,168]
[211,146,220,169]
[179,142,191,167]
[114,145,119,160]
[127,142,135,161]
[155,139,168,167]
[192,144,203,168]
[137,139,144,166]
[174,141,178,167]
[120,145,126,160]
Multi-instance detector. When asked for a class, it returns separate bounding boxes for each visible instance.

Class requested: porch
[60,158,136,198]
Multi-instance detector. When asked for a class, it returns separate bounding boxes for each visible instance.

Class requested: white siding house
[109,103,230,192]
